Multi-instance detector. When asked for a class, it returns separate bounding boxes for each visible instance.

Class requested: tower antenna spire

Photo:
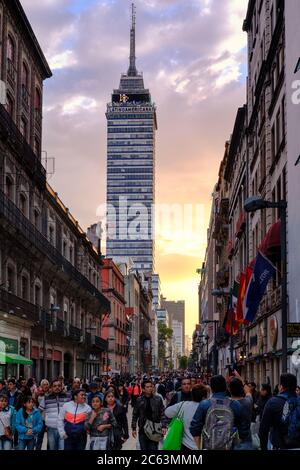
[128,3,137,76]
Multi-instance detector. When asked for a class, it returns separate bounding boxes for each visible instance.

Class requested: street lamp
[244,196,287,373]
[211,289,234,368]
[43,306,60,379]
[202,320,219,374]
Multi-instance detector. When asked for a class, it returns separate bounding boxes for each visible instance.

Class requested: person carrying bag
[162,402,185,450]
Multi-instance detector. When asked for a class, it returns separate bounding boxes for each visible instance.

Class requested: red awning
[259,220,281,258]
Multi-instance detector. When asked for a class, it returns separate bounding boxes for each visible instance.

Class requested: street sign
[287,323,300,338]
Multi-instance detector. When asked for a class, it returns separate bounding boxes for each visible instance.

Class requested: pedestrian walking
[0,393,15,450]
[58,390,91,450]
[39,379,70,450]
[35,379,50,451]
[165,384,208,451]
[132,380,166,451]
[85,395,117,450]
[103,391,129,449]
[15,397,42,450]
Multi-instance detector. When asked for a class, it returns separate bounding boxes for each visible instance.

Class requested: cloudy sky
[22,0,249,336]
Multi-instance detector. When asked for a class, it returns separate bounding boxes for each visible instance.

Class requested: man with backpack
[190,375,248,450]
[259,373,300,450]
[167,377,192,407]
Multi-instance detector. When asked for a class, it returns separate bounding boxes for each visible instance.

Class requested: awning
[0,352,33,365]
[259,220,281,259]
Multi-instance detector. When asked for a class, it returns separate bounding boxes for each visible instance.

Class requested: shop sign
[0,337,18,354]
[287,323,300,338]
[269,316,278,350]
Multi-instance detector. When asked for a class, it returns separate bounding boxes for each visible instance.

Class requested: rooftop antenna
[128,3,137,76]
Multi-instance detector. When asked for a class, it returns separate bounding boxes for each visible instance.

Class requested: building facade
[106,6,157,276]
[200,0,299,387]
[101,258,128,374]
[160,298,186,353]
[0,0,109,381]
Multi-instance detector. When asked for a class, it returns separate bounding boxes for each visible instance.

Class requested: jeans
[64,433,87,451]
[18,438,36,450]
[47,427,65,451]
[90,436,108,450]
[0,438,13,450]
[35,422,46,451]
[139,432,159,451]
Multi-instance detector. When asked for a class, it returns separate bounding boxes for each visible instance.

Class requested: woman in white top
[165,384,208,451]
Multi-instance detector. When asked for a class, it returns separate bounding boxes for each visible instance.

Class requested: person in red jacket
[131,381,141,408]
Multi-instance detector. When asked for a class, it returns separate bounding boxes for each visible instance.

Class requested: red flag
[236,266,252,324]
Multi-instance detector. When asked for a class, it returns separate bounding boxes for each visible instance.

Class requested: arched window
[34,208,40,229]
[20,116,28,141]
[34,283,42,306]
[22,62,29,88]
[21,274,29,301]
[7,35,15,62]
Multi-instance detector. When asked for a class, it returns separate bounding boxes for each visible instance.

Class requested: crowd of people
[0,371,299,451]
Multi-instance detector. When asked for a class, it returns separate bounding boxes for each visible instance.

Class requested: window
[7,265,15,293]
[19,193,27,215]
[21,275,29,300]
[22,62,29,88]
[20,117,28,141]
[34,209,40,229]
[5,176,13,200]
[49,226,55,245]
[34,284,41,306]
[69,246,73,264]
[276,109,281,151]
[271,124,276,162]
[63,240,67,257]
[7,35,15,62]
[270,6,274,34]
[260,142,266,185]
[34,138,41,158]
[272,66,277,93]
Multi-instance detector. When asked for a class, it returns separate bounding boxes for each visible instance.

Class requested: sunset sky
[22,0,249,336]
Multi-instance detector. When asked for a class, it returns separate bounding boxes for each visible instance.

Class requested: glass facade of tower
[106,72,157,274]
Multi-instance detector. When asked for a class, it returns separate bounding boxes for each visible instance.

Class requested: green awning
[0,352,32,365]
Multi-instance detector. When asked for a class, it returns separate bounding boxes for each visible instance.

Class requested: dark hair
[0,393,8,400]
[191,384,208,402]
[51,379,62,387]
[7,379,16,385]
[103,389,116,407]
[250,382,256,389]
[0,380,6,387]
[141,380,153,389]
[210,375,227,393]
[72,389,85,400]
[27,378,34,388]
[228,378,244,398]
[22,396,34,420]
[261,383,272,395]
[280,373,297,393]
[91,395,103,405]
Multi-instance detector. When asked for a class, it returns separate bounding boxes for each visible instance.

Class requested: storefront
[0,336,32,379]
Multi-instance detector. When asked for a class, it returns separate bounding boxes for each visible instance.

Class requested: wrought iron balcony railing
[0,190,110,312]
[0,104,46,188]
[0,289,40,323]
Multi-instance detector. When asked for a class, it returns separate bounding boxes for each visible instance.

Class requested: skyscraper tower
[106,3,157,277]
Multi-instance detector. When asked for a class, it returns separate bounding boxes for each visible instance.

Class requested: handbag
[250,419,261,450]
[144,419,163,442]
[162,402,185,451]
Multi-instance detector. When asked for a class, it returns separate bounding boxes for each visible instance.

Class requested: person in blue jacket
[190,375,249,449]
[16,396,43,450]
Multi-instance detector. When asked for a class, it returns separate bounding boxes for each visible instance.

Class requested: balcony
[92,335,108,352]
[0,289,40,323]
[0,189,110,313]
[7,59,17,88]
[68,325,81,342]
[0,104,46,188]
